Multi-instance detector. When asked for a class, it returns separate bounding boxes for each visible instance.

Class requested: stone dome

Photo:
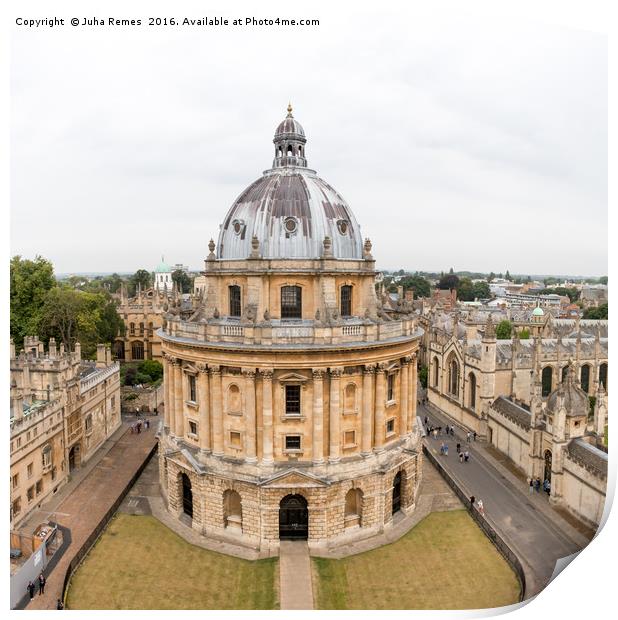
[532,306,544,317]
[155,257,171,273]
[546,365,589,417]
[217,106,364,260]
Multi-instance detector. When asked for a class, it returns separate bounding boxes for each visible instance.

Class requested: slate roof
[491,396,532,430]
[566,438,608,479]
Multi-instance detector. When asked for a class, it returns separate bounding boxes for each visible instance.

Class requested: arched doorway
[68,444,81,472]
[392,471,402,515]
[544,450,552,483]
[279,494,308,539]
[181,473,193,518]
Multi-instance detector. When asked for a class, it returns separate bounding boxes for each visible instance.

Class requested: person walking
[529,478,534,494]
[459,452,464,464]
[444,444,449,456]
[535,477,541,493]
[450,426,455,437]
[469,495,476,509]
[27,581,35,601]
[466,432,471,443]
[456,442,461,454]
[473,431,477,441]
[56,599,64,610]
[464,450,470,463]
[38,572,46,595]
[424,416,428,426]
[477,499,484,516]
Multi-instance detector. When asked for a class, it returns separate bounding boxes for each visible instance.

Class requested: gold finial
[287,102,293,117]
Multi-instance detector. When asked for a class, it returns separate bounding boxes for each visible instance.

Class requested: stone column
[400,358,409,438]
[196,363,211,453]
[362,365,375,455]
[260,369,274,464]
[174,359,184,438]
[409,354,417,433]
[210,365,224,456]
[329,367,343,462]
[312,369,325,463]
[374,363,387,452]
[243,368,257,462]
[164,354,173,434]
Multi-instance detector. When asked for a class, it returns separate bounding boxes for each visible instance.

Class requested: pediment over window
[278,372,309,384]
[260,468,329,488]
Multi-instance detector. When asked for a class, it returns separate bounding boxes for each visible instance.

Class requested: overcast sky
[10,2,608,276]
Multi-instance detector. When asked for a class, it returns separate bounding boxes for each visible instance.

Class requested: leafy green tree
[495,320,512,340]
[172,269,193,294]
[472,281,491,299]
[138,360,164,382]
[599,276,608,285]
[487,272,496,282]
[399,275,431,298]
[10,255,56,349]
[542,287,579,302]
[505,270,512,281]
[128,269,152,296]
[419,365,428,389]
[438,273,459,291]
[583,304,608,320]
[519,328,530,339]
[124,366,137,386]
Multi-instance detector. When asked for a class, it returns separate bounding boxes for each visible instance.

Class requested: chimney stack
[12,393,24,421]
[105,345,112,366]
[38,339,44,356]
[59,342,65,356]
[10,338,15,359]
[75,342,82,360]
[49,337,57,358]
[96,344,106,368]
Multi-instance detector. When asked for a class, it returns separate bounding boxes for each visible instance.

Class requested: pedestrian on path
[466,432,471,443]
[477,499,484,516]
[534,477,541,493]
[57,599,64,610]
[27,581,35,600]
[469,495,476,509]
[450,426,455,437]
[433,429,438,440]
[38,572,46,595]
[424,416,428,426]
[529,478,534,494]
[444,444,449,456]
[464,451,470,463]
[459,452,464,463]
[473,431,477,441]
[456,442,461,453]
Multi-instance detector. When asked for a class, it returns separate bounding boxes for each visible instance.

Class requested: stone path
[25,423,157,610]
[279,541,314,610]
[421,403,587,598]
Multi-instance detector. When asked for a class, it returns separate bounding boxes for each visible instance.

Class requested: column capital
[242,367,257,378]
[329,366,344,377]
[258,368,274,380]
[209,365,221,375]
[312,368,326,379]
[402,355,413,365]
[376,361,389,372]
[196,362,209,373]
[169,356,181,366]
[363,364,376,374]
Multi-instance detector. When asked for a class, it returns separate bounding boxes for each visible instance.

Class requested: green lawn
[66,514,278,609]
[313,510,521,610]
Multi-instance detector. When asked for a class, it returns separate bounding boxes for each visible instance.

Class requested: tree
[419,365,428,389]
[138,360,164,383]
[456,277,474,301]
[487,272,496,283]
[519,328,530,339]
[172,269,193,294]
[438,273,459,291]
[505,270,512,281]
[583,304,608,320]
[496,320,512,340]
[472,281,491,299]
[599,276,608,285]
[128,269,152,296]
[399,275,431,299]
[10,255,57,349]
[542,287,579,302]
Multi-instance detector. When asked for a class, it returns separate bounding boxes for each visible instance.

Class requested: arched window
[561,365,568,383]
[468,373,476,410]
[227,384,241,414]
[542,366,553,397]
[600,363,608,391]
[287,144,293,156]
[580,364,591,393]
[181,473,193,518]
[447,357,459,396]
[139,322,144,336]
[281,286,302,319]
[131,341,144,360]
[344,488,363,528]
[433,356,439,387]
[229,285,241,318]
[340,285,352,317]
[344,383,357,412]
[129,322,135,336]
[223,489,242,530]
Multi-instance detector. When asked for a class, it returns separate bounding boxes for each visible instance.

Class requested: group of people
[528,476,551,495]
[26,573,46,600]
[469,495,485,516]
[130,418,150,434]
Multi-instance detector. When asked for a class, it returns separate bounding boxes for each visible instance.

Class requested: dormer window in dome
[284,217,298,237]
[232,219,245,236]
[337,219,348,235]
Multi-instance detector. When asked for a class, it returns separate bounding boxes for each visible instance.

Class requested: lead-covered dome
[546,363,589,418]
[217,106,364,260]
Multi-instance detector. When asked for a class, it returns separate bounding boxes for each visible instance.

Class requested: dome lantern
[272,103,308,169]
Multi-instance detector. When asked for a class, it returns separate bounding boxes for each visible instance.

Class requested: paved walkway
[26,423,157,610]
[421,403,587,598]
[279,541,314,610]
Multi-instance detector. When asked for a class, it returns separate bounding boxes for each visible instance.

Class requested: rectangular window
[111,396,116,409]
[27,463,33,478]
[17,437,21,448]
[33,427,38,437]
[387,374,395,402]
[340,285,352,317]
[344,430,356,446]
[285,385,301,415]
[12,474,19,489]
[230,431,241,447]
[26,431,31,442]
[229,285,241,318]
[12,498,21,517]
[188,375,197,402]
[42,446,52,468]
[27,486,35,502]
[281,286,302,319]
[285,435,301,451]
[386,418,395,434]
[85,415,93,433]
[51,467,57,481]
[189,421,198,436]
[36,480,43,495]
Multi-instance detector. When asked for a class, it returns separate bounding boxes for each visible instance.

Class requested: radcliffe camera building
[158,106,423,547]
